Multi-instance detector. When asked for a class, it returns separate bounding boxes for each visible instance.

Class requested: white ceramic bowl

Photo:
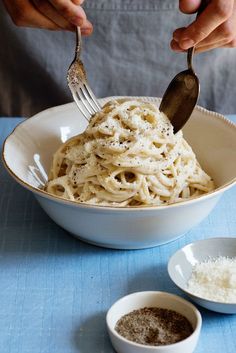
[106,291,202,353]
[168,237,236,314]
[2,97,236,249]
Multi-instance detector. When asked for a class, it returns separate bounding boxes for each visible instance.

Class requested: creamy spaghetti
[45,99,214,206]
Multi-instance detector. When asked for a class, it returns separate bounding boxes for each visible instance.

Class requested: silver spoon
[159,47,199,133]
[160,0,209,133]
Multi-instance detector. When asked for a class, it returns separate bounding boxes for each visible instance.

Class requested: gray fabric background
[0,0,236,117]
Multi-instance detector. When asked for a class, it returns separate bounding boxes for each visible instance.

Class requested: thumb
[179,0,202,14]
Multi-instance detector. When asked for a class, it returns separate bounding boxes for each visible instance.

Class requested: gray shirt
[0,0,236,117]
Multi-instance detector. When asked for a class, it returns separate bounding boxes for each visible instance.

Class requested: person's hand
[171,0,236,53]
[2,0,93,35]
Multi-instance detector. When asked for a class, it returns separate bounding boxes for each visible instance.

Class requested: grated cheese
[187,256,236,303]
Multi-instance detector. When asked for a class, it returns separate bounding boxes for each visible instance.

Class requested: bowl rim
[168,237,236,306]
[2,97,236,212]
[106,290,202,350]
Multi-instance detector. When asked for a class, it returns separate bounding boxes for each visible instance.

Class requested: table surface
[1,116,236,353]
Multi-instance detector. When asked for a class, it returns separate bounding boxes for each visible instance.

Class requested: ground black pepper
[115,307,193,346]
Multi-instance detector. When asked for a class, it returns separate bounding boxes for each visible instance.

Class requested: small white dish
[106,291,202,353]
[168,237,236,314]
[2,97,236,249]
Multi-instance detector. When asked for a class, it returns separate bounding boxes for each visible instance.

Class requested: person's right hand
[2,0,93,35]
[171,0,236,52]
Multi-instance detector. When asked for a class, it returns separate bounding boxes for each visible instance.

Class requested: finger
[32,0,73,30]
[172,35,228,53]
[173,27,186,41]
[4,0,61,30]
[178,0,234,49]
[49,0,87,26]
[195,22,235,48]
[223,38,236,48]
[195,39,232,53]
[170,39,185,52]
[179,0,202,14]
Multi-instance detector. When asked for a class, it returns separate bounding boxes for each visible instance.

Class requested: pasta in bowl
[3,97,236,249]
[45,99,214,207]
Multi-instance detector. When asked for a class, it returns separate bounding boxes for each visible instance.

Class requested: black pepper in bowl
[115,307,193,346]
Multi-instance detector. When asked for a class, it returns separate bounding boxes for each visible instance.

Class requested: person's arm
[2,0,93,35]
[171,0,236,52]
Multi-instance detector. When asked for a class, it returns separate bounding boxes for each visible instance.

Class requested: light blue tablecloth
[1,117,236,353]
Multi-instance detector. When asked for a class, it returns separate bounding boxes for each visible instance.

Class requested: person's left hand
[171,0,236,53]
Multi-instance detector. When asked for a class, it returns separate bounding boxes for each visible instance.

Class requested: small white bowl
[2,96,236,249]
[106,291,202,353]
[168,237,236,314]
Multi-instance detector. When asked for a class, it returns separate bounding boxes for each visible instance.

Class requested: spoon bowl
[160,48,199,133]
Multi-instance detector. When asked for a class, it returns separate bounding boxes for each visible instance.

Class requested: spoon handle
[187,0,211,72]
[187,48,195,71]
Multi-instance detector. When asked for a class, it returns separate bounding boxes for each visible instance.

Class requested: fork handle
[75,27,82,59]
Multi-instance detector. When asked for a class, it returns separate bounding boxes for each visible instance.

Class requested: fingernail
[81,27,92,35]
[70,16,84,26]
[180,39,195,50]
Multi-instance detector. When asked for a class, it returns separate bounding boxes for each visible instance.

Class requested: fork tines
[69,81,101,121]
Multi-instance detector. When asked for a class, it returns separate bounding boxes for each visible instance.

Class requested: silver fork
[67,27,101,121]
